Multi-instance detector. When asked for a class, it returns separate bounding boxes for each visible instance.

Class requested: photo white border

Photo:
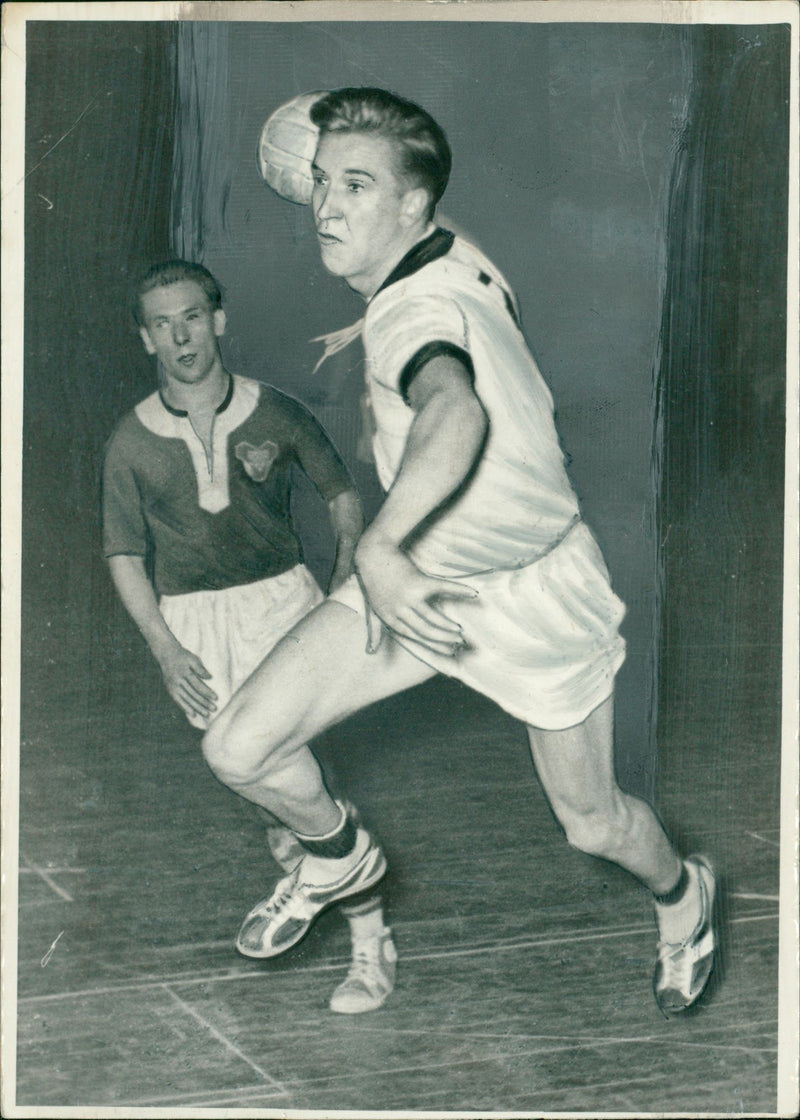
[2,2,797,1117]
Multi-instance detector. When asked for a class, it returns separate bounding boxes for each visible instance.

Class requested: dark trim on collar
[373,227,455,299]
[158,391,189,417]
[216,373,235,414]
[158,373,235,418]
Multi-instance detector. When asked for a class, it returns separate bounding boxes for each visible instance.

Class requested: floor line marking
[19,867,86,875]
[19,851,74,902]
[111,1081,312,1106]
[18,897,78,911]
[732,891,780,901]
[283,1041,779,1090]
[323,1022,778,1051]
[127,1039,775,1111]
[17,911,778,1006]
[142,1040,776,1107]
[102,1040,738,1109]
[101,916,658,958]
[746,830,781,848]
[161,983,287,1094]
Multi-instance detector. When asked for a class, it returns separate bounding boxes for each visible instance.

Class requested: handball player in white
[204,89,716,1016]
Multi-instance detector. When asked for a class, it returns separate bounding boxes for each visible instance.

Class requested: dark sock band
[654,862,689,906]
[297,812,357,859]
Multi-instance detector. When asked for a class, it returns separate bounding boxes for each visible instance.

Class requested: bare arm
[354,353,488,655]
[108,554,217,721]
[327,488,364,592]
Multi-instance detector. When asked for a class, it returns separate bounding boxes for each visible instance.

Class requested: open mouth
[178,354,196,367]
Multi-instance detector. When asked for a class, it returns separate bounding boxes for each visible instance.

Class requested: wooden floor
[14,652,781,1115]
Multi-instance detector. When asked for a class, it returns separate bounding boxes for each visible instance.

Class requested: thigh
[526,696,619,818]
[215,597,437,756]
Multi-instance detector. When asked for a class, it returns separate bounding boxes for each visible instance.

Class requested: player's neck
[160,361,230,415]
[358,222,437,301]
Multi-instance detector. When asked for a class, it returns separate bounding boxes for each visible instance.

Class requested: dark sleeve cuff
[318,475,356,503]
[398,341,474,404]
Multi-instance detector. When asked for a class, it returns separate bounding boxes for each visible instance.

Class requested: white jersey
[362,229,581,578]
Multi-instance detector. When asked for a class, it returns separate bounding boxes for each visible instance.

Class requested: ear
[213,308,227,338]
[399,186,430,228]
[139,326,157,356]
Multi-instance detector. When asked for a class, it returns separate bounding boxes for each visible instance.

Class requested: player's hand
[355,536,477,657]
[156,643,218,721]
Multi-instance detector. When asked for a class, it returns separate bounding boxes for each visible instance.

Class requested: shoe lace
[657,936,692,982]
[656,909,705,990]
[344,941,388,992]
[259,871,301,921]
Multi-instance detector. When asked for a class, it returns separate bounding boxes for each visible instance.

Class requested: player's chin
[318,243,347,272]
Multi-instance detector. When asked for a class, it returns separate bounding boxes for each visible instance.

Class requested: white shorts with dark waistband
[160,564,323,730]
[330,521,626,731]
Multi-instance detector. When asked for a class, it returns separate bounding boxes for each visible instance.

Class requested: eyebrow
[151,304,202,320]
[311,162,376,180]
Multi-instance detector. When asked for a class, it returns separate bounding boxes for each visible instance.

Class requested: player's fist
[355,535,477,657]
[156,643,218,721]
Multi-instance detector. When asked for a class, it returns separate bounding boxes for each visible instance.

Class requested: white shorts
[330,522,626,731]
[160,564,323,729]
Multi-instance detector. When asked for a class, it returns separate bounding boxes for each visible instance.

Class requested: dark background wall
[22,22,177,772]
[20,19,788,811]
[654,24,789,820]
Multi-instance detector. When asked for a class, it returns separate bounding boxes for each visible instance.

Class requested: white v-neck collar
[135,375,261,513]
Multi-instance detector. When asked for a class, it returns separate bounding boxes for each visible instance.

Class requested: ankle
[345,903,387,941]
[295,802,357,859]
[654,860,702,943]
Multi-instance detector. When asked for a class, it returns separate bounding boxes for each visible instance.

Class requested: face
[311,131,427,298]
[138,280,226,385]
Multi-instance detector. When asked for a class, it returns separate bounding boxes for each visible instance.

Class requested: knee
[200,713,228,776]
[201,706,279,791]
[200,711,241,784]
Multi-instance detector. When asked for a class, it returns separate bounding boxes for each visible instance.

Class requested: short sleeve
[273,392,354,503]
[365,293,473,402]
[101,426,148,558]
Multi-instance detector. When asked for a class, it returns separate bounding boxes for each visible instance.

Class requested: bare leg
[202,600,435,836]
[526,697,682,894]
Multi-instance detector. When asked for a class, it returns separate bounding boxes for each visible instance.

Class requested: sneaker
[329,928,397,1014]
[236,826,387,959]
[653,856,716,1016]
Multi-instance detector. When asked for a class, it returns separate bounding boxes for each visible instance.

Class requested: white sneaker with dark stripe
[653,856,717,1016]
[236,826,387,959]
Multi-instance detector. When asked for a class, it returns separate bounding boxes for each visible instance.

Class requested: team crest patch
[235,440,279,482]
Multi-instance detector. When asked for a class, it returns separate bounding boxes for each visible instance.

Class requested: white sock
[654,861,702,944]
[343,900,386,941]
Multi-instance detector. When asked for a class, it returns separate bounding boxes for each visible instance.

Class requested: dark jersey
[102,375,352,595]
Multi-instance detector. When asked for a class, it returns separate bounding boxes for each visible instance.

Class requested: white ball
[257,91,326,205]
